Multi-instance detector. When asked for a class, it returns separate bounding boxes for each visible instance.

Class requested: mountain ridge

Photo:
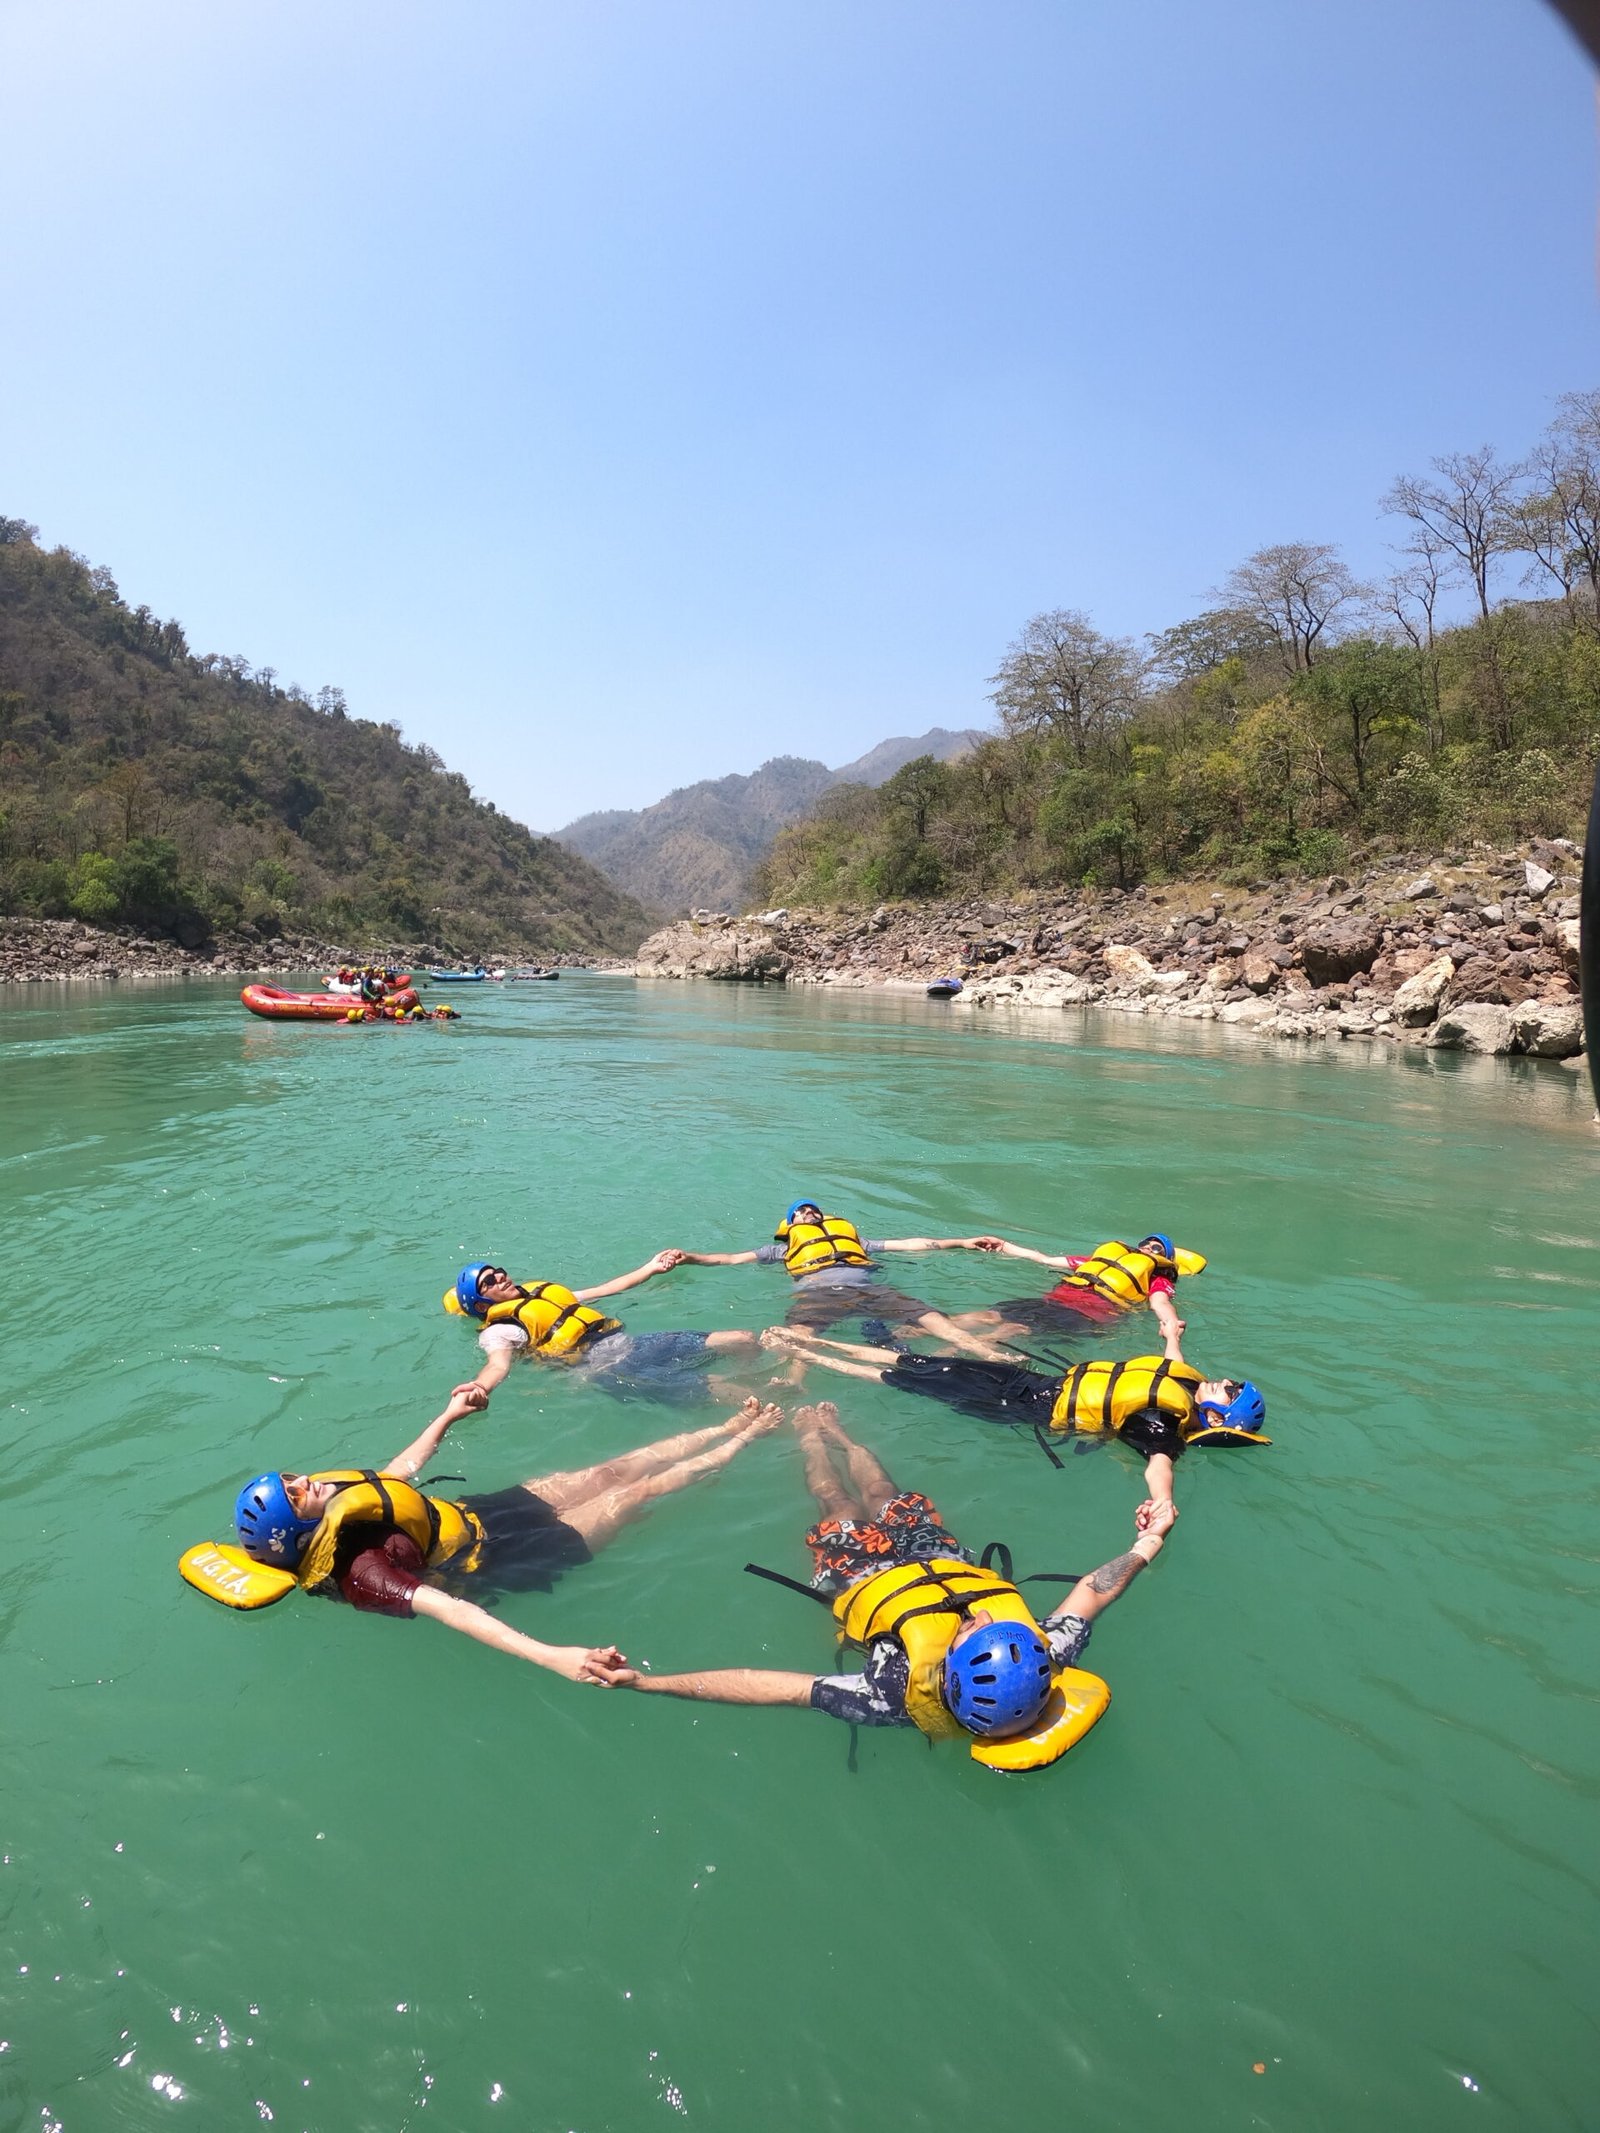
[557,728,984,913]
[0,519,654,955]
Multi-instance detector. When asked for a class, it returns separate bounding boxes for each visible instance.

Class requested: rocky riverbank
[0,917,465,986]
[614,840,1588,1061]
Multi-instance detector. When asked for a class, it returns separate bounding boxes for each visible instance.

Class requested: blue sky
[1,0,1594,828]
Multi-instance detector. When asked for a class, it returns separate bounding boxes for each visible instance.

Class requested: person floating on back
[446,1252,764,1409]
[765,1322,1267,1527]
[183,1383,782,1684]
[674,1199,1018,1360]
[587,1400,1171,1769]
[952,1231,1205,1349]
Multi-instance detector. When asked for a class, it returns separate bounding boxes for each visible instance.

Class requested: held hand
[566,1644,627,1684]
[647,1249,688,1273]
[1135,1499,1178,1539]
[582,1651,641,1688]
[450,1382,490,1411]
[968,1235,1007,1252]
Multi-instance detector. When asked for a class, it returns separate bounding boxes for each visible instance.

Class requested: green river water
[2,975,1597,2133]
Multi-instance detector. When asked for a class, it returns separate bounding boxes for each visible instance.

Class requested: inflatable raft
[241,984,422,1022]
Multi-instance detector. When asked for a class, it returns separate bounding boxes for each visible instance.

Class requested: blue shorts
[574,1329,716,1404]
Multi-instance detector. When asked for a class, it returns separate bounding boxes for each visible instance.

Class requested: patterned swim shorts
[805,1491,973,1596]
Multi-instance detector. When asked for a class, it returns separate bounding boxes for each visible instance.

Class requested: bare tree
[1219,544,1362,674]
[987,609,1143,761]
[1507,392,1600,619]
[1371,526,1452,748]
[1381,448,1523,621]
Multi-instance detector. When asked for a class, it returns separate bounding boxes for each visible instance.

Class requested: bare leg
[766,1326,902,1368]
[705,1372,758,1407]
[912,1306,1020,1362]
[528,1401,765,1514]
[791,1402,862,1522]
[806,1399,897,1511]
[561,1405,782,1552]
[704,1330,761,1355]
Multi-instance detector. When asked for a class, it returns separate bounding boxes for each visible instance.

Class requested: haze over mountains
[557,728,984,913]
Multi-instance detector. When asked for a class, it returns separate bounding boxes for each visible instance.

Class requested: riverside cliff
[614,839,1587,1061]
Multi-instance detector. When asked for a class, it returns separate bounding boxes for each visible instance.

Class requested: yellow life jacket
[295,1469,486,1596]
[441,1279,619,1356]
[1048,1355,1202,1438]
[1053,1239,1179,1309]
[778,1215,873,1278]
[832,1555,1110,1771]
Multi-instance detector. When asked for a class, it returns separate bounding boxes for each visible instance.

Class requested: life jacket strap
[979,1542,1079,1585]
[742,1561,833,1607]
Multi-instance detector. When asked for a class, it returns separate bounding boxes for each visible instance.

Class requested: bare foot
[721,1394,766,1432]
[737,1401,786,1438]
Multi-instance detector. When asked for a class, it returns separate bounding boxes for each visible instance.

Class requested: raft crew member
[765,1325,1267,1524]
[450,1252,765,1409]
[674,1201,1018,1360]
[588,1401,1173,1760]
[953,1233,1200,1347]
[231,1388,782,1672]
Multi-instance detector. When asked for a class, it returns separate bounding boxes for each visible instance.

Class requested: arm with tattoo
[1052,1501,1175,1625]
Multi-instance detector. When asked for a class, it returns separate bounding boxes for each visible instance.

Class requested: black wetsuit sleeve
[1115,1406,1187,1460]
[808,1642,914,1726]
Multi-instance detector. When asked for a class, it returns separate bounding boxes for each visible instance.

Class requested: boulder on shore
[1509,998,1586,1058]
[1425,1004,1515,1055]
[1102,943,1158,990]
[634,917,790,981]
[1391,953,1454,1027]
[1302,919,1381,985]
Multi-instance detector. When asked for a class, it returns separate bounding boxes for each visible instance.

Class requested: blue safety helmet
[454,1263,494,1318]
[235,1472,321,1567]
[1140,1233,1176,1261]
[943,1619,1054,1738]
[1192,1379,1269,1444]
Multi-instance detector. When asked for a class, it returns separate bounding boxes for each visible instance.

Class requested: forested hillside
[760,396,1600,908]
[558,727,981,912]
[0,523,653,954]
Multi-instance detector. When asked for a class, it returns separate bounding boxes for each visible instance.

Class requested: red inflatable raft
[241,984,422,1022]
[243,984,362,1021]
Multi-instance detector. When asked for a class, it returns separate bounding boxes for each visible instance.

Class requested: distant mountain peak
[556,727,986,914]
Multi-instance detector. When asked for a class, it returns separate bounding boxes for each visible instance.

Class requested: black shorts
[992,1295,1104,1339]
[785,1280,933,1333]
[880,1354,1059,1427]
[457,1486,593,1594]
